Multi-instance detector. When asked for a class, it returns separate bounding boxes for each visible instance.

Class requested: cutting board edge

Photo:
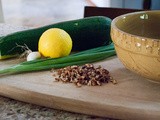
[0,84,160,120]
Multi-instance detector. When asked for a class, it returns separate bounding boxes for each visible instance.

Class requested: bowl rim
[111,10,160,42]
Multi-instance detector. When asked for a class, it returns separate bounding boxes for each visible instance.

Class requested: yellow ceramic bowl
[111,11,160,82]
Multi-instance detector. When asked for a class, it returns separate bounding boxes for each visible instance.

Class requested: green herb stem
[0,44,116,75]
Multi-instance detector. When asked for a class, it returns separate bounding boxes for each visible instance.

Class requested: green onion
[0,43,116,75]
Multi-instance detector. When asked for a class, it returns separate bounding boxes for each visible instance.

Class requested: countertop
[0,96,115,120]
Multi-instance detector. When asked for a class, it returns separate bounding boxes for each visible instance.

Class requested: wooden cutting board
[0,57,160,120]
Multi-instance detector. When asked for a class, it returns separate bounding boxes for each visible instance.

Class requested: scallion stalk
[0,44,116,75]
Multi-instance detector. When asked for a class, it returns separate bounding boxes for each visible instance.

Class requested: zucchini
[0,16,112,60]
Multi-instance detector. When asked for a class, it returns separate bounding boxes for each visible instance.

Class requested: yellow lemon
[38,28,72,58]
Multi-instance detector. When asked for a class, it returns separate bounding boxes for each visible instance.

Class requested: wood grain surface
[0,57,160,120]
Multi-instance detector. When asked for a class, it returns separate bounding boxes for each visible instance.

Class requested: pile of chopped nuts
[52,64,117,87]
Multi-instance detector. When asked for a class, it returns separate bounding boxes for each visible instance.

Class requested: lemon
[38,28,72,58]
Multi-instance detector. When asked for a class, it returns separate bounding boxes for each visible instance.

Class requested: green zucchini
[0,16,112,60]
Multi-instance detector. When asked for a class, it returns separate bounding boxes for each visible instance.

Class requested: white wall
[124,0,143,9]
[0,0,4,22]
[90,0,124,8]
[90,0,110,7]
[151,0,160,9]
[110,0,124,8]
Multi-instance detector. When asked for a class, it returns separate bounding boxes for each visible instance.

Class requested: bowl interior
[115,11,160,39]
